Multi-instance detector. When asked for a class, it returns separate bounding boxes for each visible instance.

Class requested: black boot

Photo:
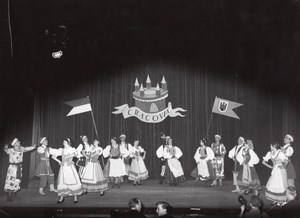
[159,176,164,184]
[7,191,13,202]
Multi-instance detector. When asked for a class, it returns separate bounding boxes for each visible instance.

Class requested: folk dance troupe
[3,132,297,206]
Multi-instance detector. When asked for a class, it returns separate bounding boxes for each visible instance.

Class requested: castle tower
[161,76,167,90]
[146,75,151,89]
[156,83,161,97]
[134,78,140,92]
[139,84,144,97]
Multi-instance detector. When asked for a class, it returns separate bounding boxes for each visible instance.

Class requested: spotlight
[52,50,63,58]
[45,25,68,59]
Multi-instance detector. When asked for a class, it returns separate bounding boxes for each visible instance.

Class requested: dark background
[0,0,300,192]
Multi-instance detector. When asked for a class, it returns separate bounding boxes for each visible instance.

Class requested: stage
[0,179,275,217]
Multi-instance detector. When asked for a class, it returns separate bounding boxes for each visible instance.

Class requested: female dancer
[77,135,92,177]
[163,137,185,186]
[192,138,214,181]
[80,139,109,196]
[52,138,83,203]
[262,143,288,205]
[281,134,296,187]
[236,139,261,195]
[210,134,226,186]
[4,138,36,202]
[128,139,149,185]
[103,137,129,188]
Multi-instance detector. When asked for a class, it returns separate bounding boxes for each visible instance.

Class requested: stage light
[52,50,63,58]
[45,25,68,59]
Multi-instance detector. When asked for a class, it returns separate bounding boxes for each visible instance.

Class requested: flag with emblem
[212,96,243,119]
[65,96,92,116]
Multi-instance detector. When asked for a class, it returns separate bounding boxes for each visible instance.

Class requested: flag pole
[205,112,213,139]
[87,96,105,167]
[88,96,99,139]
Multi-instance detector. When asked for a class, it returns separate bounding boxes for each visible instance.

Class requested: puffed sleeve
[139,146,145,153]
[37,146,44,154]
[76,144,83,157]
[194,147,200,162]
[71,147,77,156]
[205,147,215,161]
[53,148,63,157]
[120,145,130,158]
[263,151,271,162]
[49,147,58,156]
[128,146,135,158]
[174,146,183,159]
[235,148,244,165]
[156,145,164,158]
[228,146,236,159]
[127,143,133,151]
[102,145,111,158]
[248,150,259,166]
[284,146,294,157]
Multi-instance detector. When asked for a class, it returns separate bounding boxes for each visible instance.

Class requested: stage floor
[0,179,272,210]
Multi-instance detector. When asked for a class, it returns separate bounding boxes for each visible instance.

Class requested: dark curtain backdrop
[22,56,300,189]
[0,85,34,191]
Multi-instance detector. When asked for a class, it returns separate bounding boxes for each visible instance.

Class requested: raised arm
[4,144,10,154]
[23,144,37,152]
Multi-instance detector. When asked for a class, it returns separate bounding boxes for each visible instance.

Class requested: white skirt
[167,158,184,178]
[128,157,149,181]
[57,163,83,197]
[197,159,210,178]
[109,158,127,177]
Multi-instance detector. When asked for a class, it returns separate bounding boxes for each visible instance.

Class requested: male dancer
[228,136,245,192]
[282,134,296,187]
[35,137,57,195]
[119,133,132,181]
[156,133,169,184]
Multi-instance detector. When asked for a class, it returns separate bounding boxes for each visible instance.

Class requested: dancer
[80,139,109,196]
[52,138,83,204]
[103,137,129,188]
[4,138,36,202]
[262,143,288,205]
[192,138,214,181]
[119,133,132,180]
[228,136,245,192]
[163,137,185,186]
[128,139,149,185]
[35,137,57,195]
[156,133,169,184]
[76,135,92,177]
[211,134,226,186]
[236,139,261,195]
[281,134,296,187]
